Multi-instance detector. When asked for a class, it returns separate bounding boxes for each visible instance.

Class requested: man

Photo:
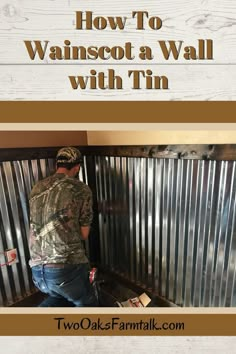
[28,146,98,307]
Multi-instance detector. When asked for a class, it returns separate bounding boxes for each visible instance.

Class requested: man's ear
[74,164,80,176]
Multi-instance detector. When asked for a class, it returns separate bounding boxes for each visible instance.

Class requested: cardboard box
[116,292,151,307]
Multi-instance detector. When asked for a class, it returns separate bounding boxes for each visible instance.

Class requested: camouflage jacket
[28,173,93,267]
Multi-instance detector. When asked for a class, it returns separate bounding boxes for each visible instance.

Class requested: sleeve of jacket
[78,185,93,226]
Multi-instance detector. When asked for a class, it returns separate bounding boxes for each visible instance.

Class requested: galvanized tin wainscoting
[0,146,236,307]
[93,146,236,307]
[0,158,55,306]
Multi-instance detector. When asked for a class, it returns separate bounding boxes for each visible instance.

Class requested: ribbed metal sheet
[0,159,56,306]
[1,153,236,308]
[95,156,236,307]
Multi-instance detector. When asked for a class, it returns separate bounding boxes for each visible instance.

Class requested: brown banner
[0,101,236,123]
[0,314,236,336]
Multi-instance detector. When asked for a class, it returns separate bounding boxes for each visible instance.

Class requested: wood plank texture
[0,0,235,100]
[0,336,235,354]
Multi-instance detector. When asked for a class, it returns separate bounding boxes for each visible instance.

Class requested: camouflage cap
[56,146,82,164]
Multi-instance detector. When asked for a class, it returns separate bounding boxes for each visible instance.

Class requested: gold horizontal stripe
[1,101,236,123]
[0,314,236,336]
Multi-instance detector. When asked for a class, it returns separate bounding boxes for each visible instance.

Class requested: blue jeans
[32,263,98,307]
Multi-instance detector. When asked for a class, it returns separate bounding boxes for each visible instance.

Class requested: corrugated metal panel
[1,152,236,308]
[95,156,236,307]
[0,158,55,306]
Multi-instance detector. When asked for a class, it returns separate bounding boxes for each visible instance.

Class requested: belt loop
[41,264,44,281]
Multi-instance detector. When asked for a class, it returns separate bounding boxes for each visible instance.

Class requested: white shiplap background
[1,0,236,352]
[0,336,236,354]
[0,0,236,100]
